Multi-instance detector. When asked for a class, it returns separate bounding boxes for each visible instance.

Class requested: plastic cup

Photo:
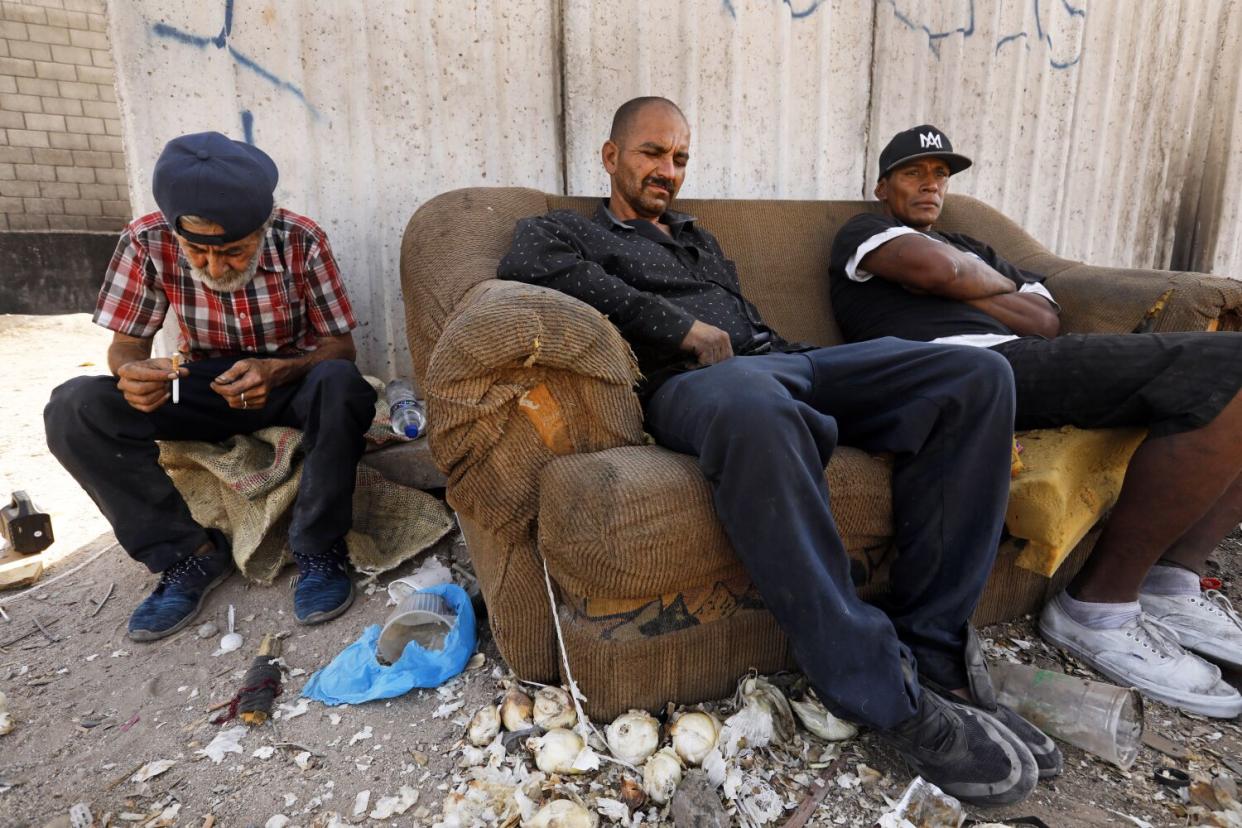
[990,662,1144,769]
[376,592,456,665]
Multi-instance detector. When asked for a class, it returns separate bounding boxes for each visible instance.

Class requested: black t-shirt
[828,212,1048,343]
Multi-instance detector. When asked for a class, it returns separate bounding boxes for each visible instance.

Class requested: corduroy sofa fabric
[400,187,1242,717]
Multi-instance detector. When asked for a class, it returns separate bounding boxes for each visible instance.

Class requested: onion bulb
[532,685,577,730]
[605,710,660,765]
[641,747,684,805]
[501,687,534,731]
[669,711,720,766]
[466,704,501,746]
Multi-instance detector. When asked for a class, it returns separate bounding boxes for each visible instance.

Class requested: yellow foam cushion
[1007,426,1147,576]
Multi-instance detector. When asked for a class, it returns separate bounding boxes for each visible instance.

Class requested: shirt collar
[595,199,697,235]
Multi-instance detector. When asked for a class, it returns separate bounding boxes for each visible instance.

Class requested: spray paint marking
[149,0,322,120]
[884,0,1085,69]
[994,0,1086,68]
[722,0,821,20]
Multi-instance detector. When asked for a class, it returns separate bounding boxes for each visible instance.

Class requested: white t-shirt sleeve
[1019,281,1060,311]
[845,225,921,282]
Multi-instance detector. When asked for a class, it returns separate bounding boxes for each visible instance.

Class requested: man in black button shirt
[830,125,1242,720]
[500,98,1047,804]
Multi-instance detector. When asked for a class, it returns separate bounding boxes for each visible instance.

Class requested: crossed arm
[858,233,1060,339]
[108,330,357,413]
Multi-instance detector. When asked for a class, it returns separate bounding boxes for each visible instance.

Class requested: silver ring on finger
[241,391,248,409]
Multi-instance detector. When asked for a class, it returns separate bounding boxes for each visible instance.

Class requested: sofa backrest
[402,187,1056,386]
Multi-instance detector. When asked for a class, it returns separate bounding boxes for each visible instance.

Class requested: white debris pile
[433,672,860,827]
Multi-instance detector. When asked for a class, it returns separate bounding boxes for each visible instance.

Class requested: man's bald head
[609,97,687,146]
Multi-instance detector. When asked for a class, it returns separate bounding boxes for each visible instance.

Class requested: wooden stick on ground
[781,755,847,828]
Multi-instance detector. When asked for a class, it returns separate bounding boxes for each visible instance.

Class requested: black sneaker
[877,687,1038,806]
[292,538,355,625]
[128,529,233,642]
[942,627,1064,780]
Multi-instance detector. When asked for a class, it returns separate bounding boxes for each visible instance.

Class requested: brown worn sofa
[399,187,1242,719]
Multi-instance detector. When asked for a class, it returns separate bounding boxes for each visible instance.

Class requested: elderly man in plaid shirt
[44,132,377,641]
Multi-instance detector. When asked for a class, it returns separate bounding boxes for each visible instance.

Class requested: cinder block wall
[0,0,130,232]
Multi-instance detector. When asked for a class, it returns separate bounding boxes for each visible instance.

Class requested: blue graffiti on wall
[149,0,322,141]
[884,0,1085,69]
[722,0,822,20]
[994,0,1085,69]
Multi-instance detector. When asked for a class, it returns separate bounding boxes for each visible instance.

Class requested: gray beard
[188,250,261,293]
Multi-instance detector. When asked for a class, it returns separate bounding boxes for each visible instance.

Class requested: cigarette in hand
[171,353,182,404]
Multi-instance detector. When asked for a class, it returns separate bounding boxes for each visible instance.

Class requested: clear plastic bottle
[385,379,427,439]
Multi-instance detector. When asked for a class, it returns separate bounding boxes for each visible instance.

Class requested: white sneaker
[1140,589,1242,670]
[1039,591,1242,719]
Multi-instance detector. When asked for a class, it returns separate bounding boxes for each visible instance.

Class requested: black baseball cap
[877,124,972,181]
[152,131,279,244]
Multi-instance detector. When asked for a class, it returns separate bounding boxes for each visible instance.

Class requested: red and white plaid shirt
[94,208,357,360]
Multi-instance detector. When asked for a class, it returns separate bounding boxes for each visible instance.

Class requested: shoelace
[296,554,345,579]
[159,554,210,588]
[1123,615,1188,660]
[1201,590,1242,630]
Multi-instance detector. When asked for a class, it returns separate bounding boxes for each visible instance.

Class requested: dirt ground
[2,313,1241,827]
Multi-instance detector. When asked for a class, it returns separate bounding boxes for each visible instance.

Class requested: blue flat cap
[152,131,279,244]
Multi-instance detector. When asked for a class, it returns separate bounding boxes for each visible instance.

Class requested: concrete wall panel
[106,0,1242,379]
[107,0,560,377]
[563,0,874,200]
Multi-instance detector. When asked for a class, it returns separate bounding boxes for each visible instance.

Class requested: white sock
[1141,563,1202,596]
[1057,591,1142,630]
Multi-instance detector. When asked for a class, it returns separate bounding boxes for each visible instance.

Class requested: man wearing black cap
[44,131,377,640]
[830,124,1242,719]
[500,98,1051,805]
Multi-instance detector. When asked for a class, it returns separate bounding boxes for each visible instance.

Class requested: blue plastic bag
[301,583,476,705]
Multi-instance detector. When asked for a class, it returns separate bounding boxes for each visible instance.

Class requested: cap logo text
[919,131,943,149]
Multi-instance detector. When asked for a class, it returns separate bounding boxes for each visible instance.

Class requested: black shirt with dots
[498,200,798,399]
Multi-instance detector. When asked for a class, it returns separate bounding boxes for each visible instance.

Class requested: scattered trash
[369,786,419,819]
[788,687,857,742]
[197,725,247,764]
[119,713,140,732]
[378,590,456,664]
[216,605,243,655]
[252,745,276,760]
[68,803,92,828]
[349,725,374,746]
[292,751,313,770]
[130,759,176,783]
[527,799,597,828]
[301,584,476,705]
[386,557,453,604]
[992,661,1143,769]
[276,698,310,721]
[877,776,963,828]
[197,621,219,639]
[0,690,12,736]
[353,790,371,817]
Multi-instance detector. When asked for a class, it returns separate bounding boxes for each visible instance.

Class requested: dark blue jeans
[644,338,1015,730]
[44,356,377,573]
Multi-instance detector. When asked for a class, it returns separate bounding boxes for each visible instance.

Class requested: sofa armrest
[424,277,646,542]
[1042,261,1242,334]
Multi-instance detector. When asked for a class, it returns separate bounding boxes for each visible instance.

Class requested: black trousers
[44,356,377,573]
[644,339,1016,730]
[992,331,1242,438]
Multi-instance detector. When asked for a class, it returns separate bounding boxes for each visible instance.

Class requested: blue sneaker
[293,539,355,624]
[129,530,233,642]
